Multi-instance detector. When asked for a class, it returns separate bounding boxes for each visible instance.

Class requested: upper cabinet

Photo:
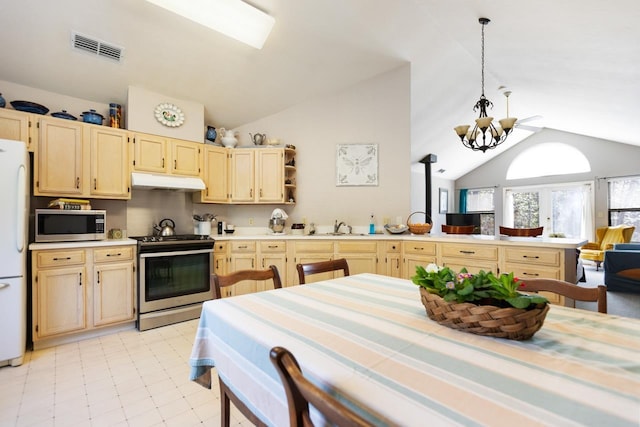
[34,116,131,199]
[132,132,200,177]
[200,146,296,205]
[0,108,35,151]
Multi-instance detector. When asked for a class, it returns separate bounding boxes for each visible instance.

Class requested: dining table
[189,273,640,426]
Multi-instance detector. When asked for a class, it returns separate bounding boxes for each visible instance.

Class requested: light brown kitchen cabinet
[439,243,498,274]
[227,241,258,296]
[32,249,87,340]
[288,240,335,284]
[213,241,229,277]
[501,246,566,304]
[258,240,287,289]
[32,244,137,349]
[229,149,255,202]
[90,127,130,198]
[197,145,229,203]
[335,240,378,276]
[402,241,437,278]
[34,117,85,196]
[132,133,200,177]
[0,108,35,151]
[379,241,402,277]
[256,148,284,203]
[93,246,135,326]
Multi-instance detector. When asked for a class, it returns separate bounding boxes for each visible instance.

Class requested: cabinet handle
[174,159,177,169]
[79,272,82,286]
[396,259,400,269]
[162,158,165,168]
[523,255,540,259]
[413,247,424,251]
[106,253,122,257]
[239,245,248,249]
[97,271,100,284]
[268,245,278,248]
[262,259,265,268]
[76,177,80,189]
[260,189,263,197]
[53,257,72,261]
[250,188,253,198]
[459,250,475,255]
[94,178,97,190]
[522,272,540,277]
[252,259,254,268]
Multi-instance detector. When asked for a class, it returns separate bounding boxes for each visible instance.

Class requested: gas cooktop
[131,234,214,243]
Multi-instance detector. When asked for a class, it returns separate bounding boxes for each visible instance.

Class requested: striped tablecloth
[189,273,640,426]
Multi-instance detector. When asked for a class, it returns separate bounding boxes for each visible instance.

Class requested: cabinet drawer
[293,241,334,253]
[440,244,497,260]
[231,241,256,252]
[335,241,377,253]
[403,241,437,256]
[504,248,560,267]
[260,241,286,252]
[384,241,401,253]
[504,263,561,280]
[214,241,228,252]
[440,259,499,275]
[36,250,85,268]
[94,246,134,263]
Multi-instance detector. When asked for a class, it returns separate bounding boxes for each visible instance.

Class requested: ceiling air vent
[71,31,123,62]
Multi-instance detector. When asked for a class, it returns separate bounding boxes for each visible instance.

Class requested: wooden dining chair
[211,265,282,427]
[270,346,374,427]
[499,226,544,237]
[518,278,607,313]
[441,224,475,234]
[212,265,282,299]
[296,258,350,284]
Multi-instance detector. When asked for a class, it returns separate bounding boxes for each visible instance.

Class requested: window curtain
[459,189,468,213]
[503,189,514,227]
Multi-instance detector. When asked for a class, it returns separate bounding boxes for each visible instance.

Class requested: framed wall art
[439,188,448,213]
[336,144,378,186]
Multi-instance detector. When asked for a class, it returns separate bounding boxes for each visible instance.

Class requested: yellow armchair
[580,225,635,270]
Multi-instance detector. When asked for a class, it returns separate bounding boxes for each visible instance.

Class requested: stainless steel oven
[132,235,215,331]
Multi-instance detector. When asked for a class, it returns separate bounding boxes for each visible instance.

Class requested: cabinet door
[200,145,229,202]
[403,254,437,279]
[229,254,257,295]
[90,127,130,198]
[379,242,402,278]
[35,266,86,338]
[0,109,33,151]
[35,117,84,195]
[94,262,134,326]
[171,139,200,176]
[229,150,255,202]
[257,149,284,202]
[133,133,167,173]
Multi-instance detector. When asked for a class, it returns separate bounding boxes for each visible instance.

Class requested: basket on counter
[407,211,432,234]
[419,288,549,340]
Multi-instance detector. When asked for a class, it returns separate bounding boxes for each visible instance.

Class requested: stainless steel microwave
[35,209,106,242]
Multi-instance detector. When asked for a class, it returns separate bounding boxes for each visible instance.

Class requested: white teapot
[219,128,237,148]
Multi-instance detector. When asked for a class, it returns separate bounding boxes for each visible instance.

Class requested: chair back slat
[519,278,607,313]
[296,258,350,284]
[212,265,282,299]
[499,226,544,237]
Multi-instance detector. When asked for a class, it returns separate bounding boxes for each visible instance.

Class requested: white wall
[227,65,412,232]
[454,128,640,232]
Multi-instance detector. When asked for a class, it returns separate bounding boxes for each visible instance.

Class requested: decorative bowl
[384,224,408,234]
[10,100,49,115]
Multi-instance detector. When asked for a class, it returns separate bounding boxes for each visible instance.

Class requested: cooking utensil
[10,100,49,115]
[80,109,105,125]
[51,110,77,120]
[269,218,285,233]
[153,218,176,236]
[250,133,266,145]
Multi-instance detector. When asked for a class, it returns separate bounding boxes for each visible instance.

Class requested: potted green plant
[412,264,549,340]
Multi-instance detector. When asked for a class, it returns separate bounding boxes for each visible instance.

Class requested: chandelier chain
[481,21,485,96]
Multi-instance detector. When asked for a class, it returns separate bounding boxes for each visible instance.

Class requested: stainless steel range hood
[131,172,206,191]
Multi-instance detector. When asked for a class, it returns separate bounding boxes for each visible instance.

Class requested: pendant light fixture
[454,18,517,152]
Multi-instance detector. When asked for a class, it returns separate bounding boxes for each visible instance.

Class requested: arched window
[506,143,591,180]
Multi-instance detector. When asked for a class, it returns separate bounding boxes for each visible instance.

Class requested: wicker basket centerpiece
[412,264,549,340]
[407,211,432,234]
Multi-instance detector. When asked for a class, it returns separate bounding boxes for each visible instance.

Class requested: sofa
[603,243,640,293]
[580,225,635,270]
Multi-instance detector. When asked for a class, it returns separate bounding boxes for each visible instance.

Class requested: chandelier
[454,18,517,152]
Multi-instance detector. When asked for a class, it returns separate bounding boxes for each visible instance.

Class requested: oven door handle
[140,248,213,258]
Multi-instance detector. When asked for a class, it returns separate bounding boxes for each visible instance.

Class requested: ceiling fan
[500,89,543,132]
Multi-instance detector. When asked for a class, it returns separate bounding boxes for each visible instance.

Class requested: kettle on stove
[153,218,176,236]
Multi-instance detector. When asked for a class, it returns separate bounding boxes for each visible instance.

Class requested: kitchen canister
[109,103,122,128]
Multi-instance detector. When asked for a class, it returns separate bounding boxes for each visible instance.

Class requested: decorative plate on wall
[154,103,185,127]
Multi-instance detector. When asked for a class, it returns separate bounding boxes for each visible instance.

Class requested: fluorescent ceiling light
[145,0,275,49]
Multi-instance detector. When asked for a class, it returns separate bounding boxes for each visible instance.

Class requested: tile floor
[0,319,251,427]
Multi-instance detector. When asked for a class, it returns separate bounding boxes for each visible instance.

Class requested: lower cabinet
[335,240,378,276]
[402,241,437,278]
[439,243,498,274]
[32,245,136,347]
[379,241,402,277]
[258,240,287,290]
[227,241,258,296]
[288,240,336,284]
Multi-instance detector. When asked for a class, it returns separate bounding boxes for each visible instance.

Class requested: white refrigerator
[0,138,29,367]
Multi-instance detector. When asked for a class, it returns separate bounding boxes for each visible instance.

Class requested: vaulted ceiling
[1,0,638,179]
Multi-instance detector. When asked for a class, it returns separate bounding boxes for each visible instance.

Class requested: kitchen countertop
[213,233,586,248]
[29,238,138,251]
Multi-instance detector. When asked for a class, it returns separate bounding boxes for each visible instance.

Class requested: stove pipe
[419,153,437,221]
